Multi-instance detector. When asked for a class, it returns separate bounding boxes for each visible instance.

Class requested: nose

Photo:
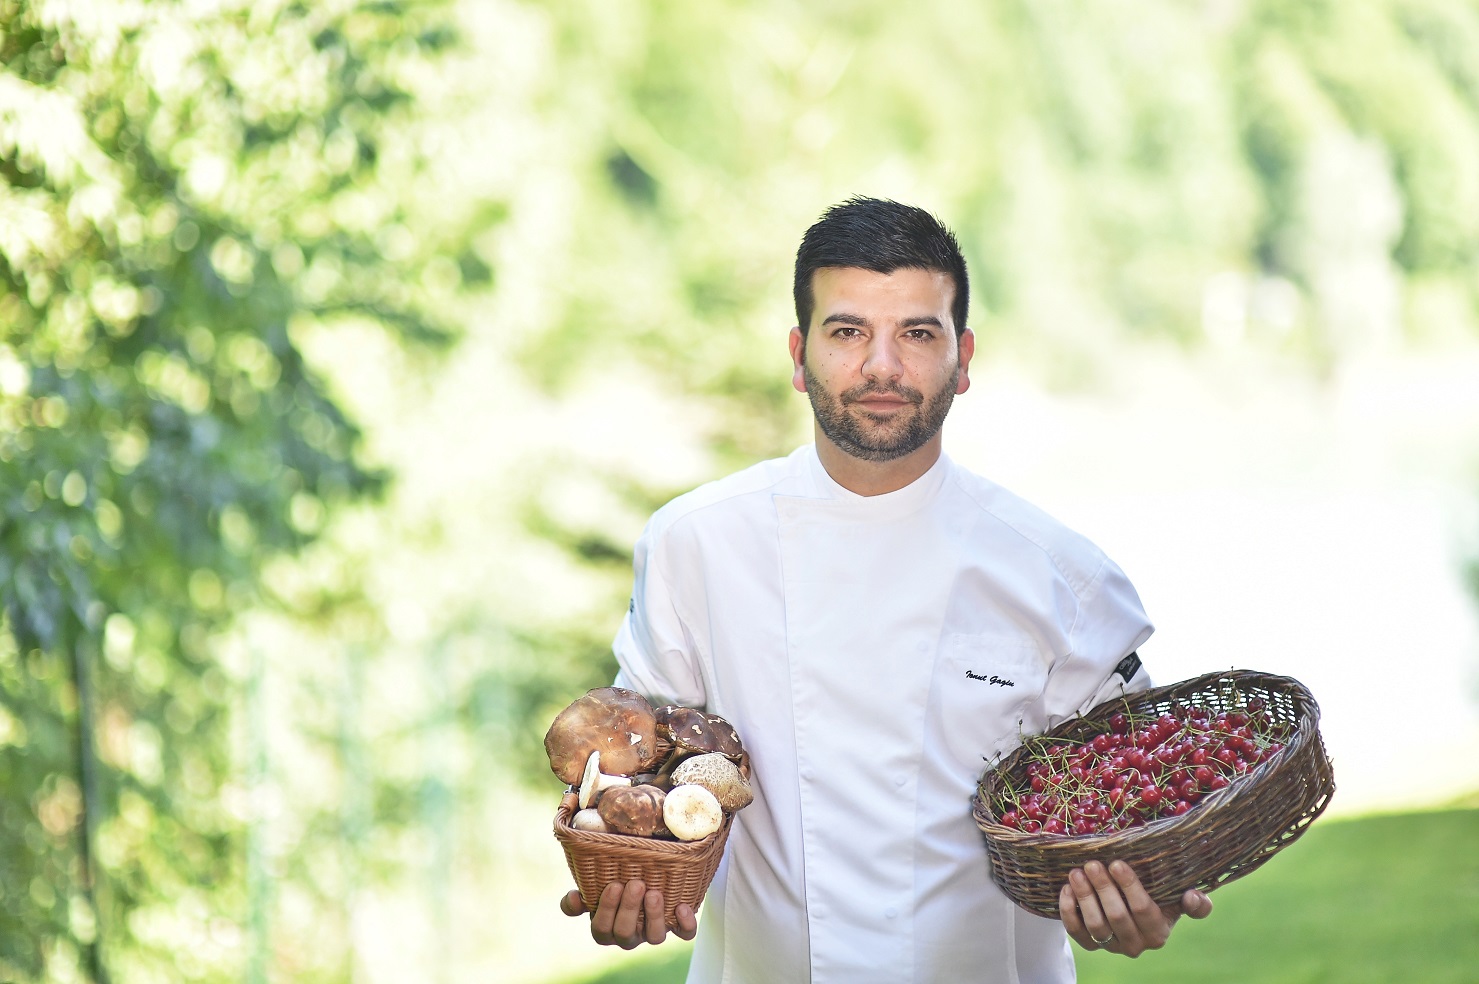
[861,335,904,383]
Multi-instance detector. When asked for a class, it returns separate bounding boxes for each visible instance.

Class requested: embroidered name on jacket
[965,670,1015,687]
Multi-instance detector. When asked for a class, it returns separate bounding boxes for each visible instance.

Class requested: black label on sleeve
[1114,651,1142,682]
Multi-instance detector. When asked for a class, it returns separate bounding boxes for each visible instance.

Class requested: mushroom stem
[578,750,633,809]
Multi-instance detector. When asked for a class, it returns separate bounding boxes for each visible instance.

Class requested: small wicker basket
[972,669,1335,918]
[553,755,749,928]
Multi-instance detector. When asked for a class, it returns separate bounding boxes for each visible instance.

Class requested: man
[560,198,1212,981]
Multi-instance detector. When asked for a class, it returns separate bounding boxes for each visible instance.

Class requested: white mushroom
[578,750,632,809]
[671,752,753,812]
[663,784,723,841]
[571,809,609,833]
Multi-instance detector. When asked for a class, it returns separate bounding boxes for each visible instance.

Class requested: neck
[813,428,944,496]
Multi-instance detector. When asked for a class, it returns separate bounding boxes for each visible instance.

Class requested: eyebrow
[820,313,946,330]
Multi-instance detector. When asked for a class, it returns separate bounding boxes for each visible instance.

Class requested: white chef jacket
[613,445,1153,984]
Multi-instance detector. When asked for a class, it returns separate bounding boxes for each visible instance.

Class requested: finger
[1180,888,1213,919]
[1088,858,1153,952]
[1058,881,1095,949]
[560,889,588,918]
[610,880,649,949]
[1106,861,1168,951]
[674,903,698,941]
[1068,867,1114,947]
[642,890,668,946]
[589,882,626,942]
[1084,862,1132,924]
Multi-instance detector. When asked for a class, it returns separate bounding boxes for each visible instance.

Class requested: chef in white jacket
[560,198,1213,982]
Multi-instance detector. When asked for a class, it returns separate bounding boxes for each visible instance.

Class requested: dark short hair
[793,197,969,338]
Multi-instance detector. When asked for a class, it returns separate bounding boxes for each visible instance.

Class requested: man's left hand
[1058,860,1212,957]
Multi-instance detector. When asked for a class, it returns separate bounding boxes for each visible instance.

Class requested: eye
[832,326,862,338]
[904,328,936,340]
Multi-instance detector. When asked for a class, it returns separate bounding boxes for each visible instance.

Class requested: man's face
[789,266,974,463]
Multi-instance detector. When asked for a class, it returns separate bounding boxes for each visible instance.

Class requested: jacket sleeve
[611,519,709,710]
[1039,555,1154,728]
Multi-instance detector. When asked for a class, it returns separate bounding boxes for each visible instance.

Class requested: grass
[1079,805,1479,984]
[552,804,1479,984]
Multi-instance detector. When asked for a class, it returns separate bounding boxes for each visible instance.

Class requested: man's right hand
[560,880,698,949]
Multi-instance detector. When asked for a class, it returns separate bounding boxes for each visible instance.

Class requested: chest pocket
[935,633,1049,772]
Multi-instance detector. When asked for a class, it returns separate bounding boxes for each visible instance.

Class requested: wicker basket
[972,669,1335,918]
[554,755,749,928]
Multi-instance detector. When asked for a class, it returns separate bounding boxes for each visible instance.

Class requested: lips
[846,391,920,415]
[852,398,911,413]
[844,386,921,406]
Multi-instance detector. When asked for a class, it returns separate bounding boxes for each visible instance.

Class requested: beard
[804,361,959,462]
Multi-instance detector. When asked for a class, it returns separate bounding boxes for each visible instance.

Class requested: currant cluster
[995,697,1292,836]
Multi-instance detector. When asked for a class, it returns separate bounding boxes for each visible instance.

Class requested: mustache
[841,382,925,405]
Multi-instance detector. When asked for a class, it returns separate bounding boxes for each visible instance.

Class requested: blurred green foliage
[1,0,470,980]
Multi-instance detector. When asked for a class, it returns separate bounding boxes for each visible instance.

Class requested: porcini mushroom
[578,750,632,809]
[703,713,746,762]
[663,784,724,841]
[671,752,753,812]
[544,687,660,785]
[653,704,682,733]
[658,706,715,753]
[597,784,668,837]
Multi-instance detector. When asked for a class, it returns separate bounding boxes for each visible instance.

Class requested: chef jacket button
[885,907,898,919]
[915,641,928,653]
[800,768,813,782]
[894,774,906,787]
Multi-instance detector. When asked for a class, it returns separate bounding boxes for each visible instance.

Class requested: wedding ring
[1090,932,1115,946]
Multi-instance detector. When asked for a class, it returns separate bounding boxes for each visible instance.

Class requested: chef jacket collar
[794,444,952,521]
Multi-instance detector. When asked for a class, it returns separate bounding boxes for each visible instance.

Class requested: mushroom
[597,784,668,837]
[578,750,633,809]
[653,704,683,733]
[654,707,725,780]
[671,752,753,812]
[544,687,660,785]
[658,706,714,752]
[570,809,610,833]
[703,713,746,762]
[663,784,724,841]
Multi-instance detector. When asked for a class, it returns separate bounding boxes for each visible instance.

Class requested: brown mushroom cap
[653,704,683,733]
[663,706,726,756]
[703,713,746,762]
[544,687,660,785]
[597,784,668,837]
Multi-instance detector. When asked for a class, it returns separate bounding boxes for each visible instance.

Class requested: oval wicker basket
[972,669,1335,918]
[553,755,749,928]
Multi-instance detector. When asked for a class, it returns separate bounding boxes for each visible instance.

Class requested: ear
[789,326,807,393]
[955,328,975,395]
